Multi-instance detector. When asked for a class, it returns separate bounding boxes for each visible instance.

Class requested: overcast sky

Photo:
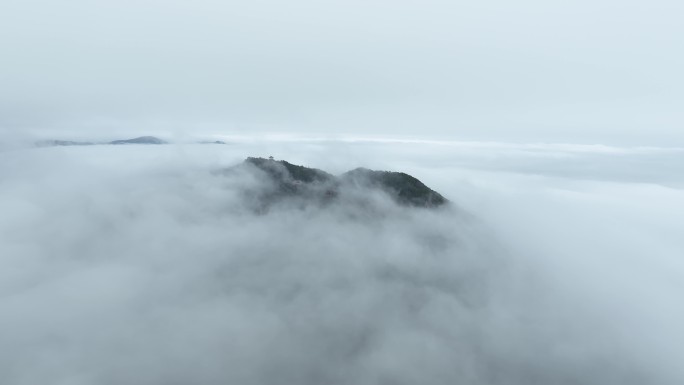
[1,0,682,144]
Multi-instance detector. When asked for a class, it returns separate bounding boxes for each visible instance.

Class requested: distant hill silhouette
[35,140,95,147]
[36,136,231,147]
[109,136,166,145]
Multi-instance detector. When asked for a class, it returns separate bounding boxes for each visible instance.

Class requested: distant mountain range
[225,157,447,209]
[36,136,227,146]
[109,136,166,145]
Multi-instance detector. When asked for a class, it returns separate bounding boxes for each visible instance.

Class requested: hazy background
[1,0,683,144]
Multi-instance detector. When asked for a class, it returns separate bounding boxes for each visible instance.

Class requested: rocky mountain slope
[226,157,447,210]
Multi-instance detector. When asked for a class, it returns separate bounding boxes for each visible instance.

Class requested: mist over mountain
[35,136,229,147]
[36,136,167,146]
[1,141,682,385]
[37,139,96,146]
[2,0,682,381]
[224,157,448,211]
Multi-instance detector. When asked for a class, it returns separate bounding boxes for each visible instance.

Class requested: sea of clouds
[1,139,683,384]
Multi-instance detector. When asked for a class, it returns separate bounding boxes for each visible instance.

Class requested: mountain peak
[234,157,448,209]
[109,136,166,145]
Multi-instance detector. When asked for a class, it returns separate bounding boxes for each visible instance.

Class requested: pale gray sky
[1,0,682,144]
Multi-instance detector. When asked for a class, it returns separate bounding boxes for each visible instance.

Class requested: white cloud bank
[1,140,683,384]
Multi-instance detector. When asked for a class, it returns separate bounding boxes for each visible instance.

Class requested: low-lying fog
[1,140,683,384]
